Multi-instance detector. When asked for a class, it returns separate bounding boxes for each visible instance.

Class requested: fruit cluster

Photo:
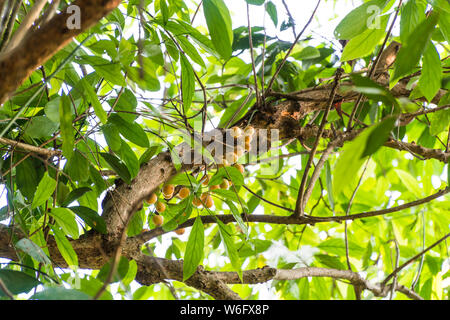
[144,126,254,236]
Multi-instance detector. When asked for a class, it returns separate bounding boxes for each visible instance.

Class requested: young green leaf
[15,238,51,265]
[266,1,278,27]
[217,220,242,279]
[79,78,107,124]
[0,270,41,297]
[119,141,140,180]
[334,0,389,40]
[418,42,442,102]
[32,172,57,209]
[224,200,248,237]
[180,55,195,113]
[183,217,205,281]
[69,206,107,234]
[362,115,397,157]
[30,287,90,300]
[52,226,78,267]
[341,14,389,62]
[100,152,131,184]
[108,114,149,148]
[59,95,75,160]
[392,11,440,83]
[203,0,233,59]
[400,0,426,43]
[50,208,80,240]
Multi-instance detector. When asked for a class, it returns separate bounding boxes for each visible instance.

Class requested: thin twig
[294,67,343,218]
[265,0,321,95]
[382,232,450,286]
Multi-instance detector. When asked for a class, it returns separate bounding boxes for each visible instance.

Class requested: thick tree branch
[0,0,122,105]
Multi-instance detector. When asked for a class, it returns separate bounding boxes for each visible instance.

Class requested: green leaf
[400,0,426,43]
[183,217,205,281]
[334,119,394,196]
[32,172,57,209]
[61,187,92,207]
[69,206,107,234]
[351,74,399,109]
[334,0,389,40]
[180,55,195,113]
[160,0,169,24]
[50,208,79,239]
[24,116,59,138]
[102,123,122,152]
[429,109,450,135]
[0,270,41,297]
[108,114,149,148]
[203,0,233,59]
[217,220,241,279]
[246,0,265,5]
[341,14,389,62]
[392,11,440,83]
[97,257,130,283]
[362,116,397,157]
[77,55,126,86]
[315,254,346,270]
[209,167,244,186]
[52,226,78,267]
[65,150,89,182]
[177,36,206,68]
[418,42,442,102]
[439,7,450,43]
[266,1,277,27]
[79,78,107,124]
[30,287,90,300]
[59,95,75,160]
[292,46,321,60]
[224,200,248,236]
[119,141,140,179]
[394,169,423,197]
[15,238,51,265]
[100,152,131,184]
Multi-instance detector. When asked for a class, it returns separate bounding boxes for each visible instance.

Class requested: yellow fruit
[175,228,185,235]
[201,174,210,186]
[193,196,202,207]
[225,152,239,164]
[210,184,220,191]
[164,192,173,200]
[230,127,243,138]
[245,135,252,144]
[178,187,190,199]
[218,159,229,168]
[200,193,214,208]
[235,146,245,157]
[162,184,175,195]
[155,201,166,213]
[146,193,158,205]
[244,126,255,137]
[233,163,245,174]
[152,215,164,226]
[220,179,230,190]
[244,141,251,152]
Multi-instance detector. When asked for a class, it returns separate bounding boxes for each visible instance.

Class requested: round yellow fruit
[193,196,202,207]
[178,187,190,199]
[175,228,185,235]
[220,179,230,190]
[210,184,220,191]
[201,174,210,186]
[230,127,243,138]
[244,126,255,137]
[146,193,157,205]
[162,184,175,195]
[152,215,164,226]
[155,201,166,213]
[233,163,245,174]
